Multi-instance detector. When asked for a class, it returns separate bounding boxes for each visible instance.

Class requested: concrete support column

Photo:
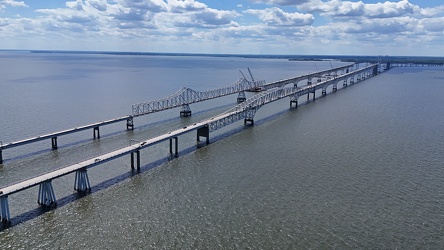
[169,137,178,157]
[74,168,91,192]
[197,126,210,145]
[93,127,100,139]
[38,181,57,206]
[51,137,58,150]
[0,195,10,223]
[130,151,141,170]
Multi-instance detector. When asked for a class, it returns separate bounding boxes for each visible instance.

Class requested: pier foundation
[244,118,254,125]
[126,117,134,130]
[237,91,246,103]
[180,104,192,117]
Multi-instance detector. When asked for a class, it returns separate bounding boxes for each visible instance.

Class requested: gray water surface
[1,53,444,249]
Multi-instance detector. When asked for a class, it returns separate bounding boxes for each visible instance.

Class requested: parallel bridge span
[262,63,356,90]
[0,64,379,224]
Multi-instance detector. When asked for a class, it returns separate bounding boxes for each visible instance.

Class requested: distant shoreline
[1,49,443,64]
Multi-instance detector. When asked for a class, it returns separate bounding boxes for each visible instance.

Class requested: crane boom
[247,68,255,82]
[239,70,247,80]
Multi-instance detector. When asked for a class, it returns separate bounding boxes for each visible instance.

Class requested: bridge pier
[169,137,178,157]
[51,137,58,150]
[290,95,299,108]
[93,127,100,139]
[74,168,91,192]
[126,117,134,130]
[244,118,254,125]
[180,104,192,117]
[237,91,246,103]
[197,126,210,145]
[244,108,258,125]
[1,195,11,223]
[322,88,327,96]
[0,149,3,164]
[38,180,57,206]
[307,92,315,101]
[130,151,141,170]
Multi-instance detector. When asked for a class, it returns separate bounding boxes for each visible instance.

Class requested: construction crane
[239,68,256,82]
[239,70,248,81]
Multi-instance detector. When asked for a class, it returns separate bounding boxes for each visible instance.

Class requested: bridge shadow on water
[0,101,307,231]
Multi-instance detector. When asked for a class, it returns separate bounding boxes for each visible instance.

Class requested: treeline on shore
[289,55,444,65]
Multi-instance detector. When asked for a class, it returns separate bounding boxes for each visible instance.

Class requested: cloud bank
[0,0,443,55]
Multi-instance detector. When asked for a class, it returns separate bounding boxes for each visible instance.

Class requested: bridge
[261,63,356,90]
[390,63,443,67]
[0,64,379,224]
[0,75,264,164]
[0,63,356,164]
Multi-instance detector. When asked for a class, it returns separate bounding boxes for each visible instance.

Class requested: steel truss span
[131,78,265,117]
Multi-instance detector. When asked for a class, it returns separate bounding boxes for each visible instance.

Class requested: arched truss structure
[131,78,265,116]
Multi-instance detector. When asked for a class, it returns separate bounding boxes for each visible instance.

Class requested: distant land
[1,49,443,65]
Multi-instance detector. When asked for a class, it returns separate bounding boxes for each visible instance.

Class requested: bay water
[0,52,444,249]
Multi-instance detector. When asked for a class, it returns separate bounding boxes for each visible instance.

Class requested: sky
[0,0,443,56]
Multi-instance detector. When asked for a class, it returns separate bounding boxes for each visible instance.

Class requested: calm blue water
[1,52,444,249]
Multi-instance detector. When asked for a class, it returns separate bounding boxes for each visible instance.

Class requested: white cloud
[249,0,310,6]
[171,8,240,28]
[0,0,27,12]
[0,0,27,8]
[298,0,437,19]
[0,0,444,55]
[168,0,207,13]
[420,17,444,33]
[245,7,314,26]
